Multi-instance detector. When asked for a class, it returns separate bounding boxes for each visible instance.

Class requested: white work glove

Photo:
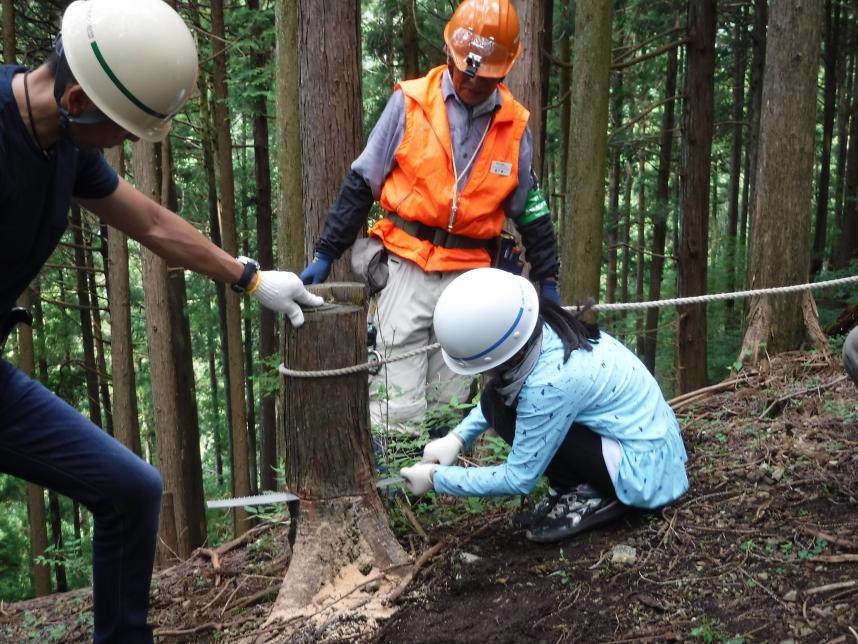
[400,463,436,496]
[422,432,464,466]
[251,271,324,327]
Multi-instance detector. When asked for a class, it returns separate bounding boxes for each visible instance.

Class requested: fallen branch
[796,524,858,550]
[759,375,848,418]
[385,540,446,605]
[810,554,858,563]
[804,580,858,595]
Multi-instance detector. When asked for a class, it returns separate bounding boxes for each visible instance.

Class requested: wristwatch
[231,256,260,293]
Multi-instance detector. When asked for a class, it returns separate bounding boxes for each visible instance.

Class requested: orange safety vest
[371,65,530,273]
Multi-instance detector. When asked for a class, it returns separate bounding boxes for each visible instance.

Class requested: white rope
[580,274,858,312]
[279,273,858,378]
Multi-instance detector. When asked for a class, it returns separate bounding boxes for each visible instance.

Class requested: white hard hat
[60,0,198,142]
[433,268,540,375]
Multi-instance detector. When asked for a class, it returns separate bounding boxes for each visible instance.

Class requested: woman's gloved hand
[400,463,436,496]
[251,271,324,327]
[422,432,464,466]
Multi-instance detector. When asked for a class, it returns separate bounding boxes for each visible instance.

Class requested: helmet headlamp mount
[464,52,482,78]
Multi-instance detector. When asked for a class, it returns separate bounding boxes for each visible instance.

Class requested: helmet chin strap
[53,34,110,134]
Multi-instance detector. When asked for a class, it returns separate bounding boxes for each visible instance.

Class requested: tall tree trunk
[676,0,716,394]
[557,1,573,229]
[811,0,840,274]
[71,205,103,427]
[740,0,827,365]
[104,148,143,455]
[746,0,768,236]
[635,154,646,355]
[563,0,614,306]
[86,227,113,436]
[2,0,15,63]
[275,0,304,272]
[299,0,363,277]
[131,140,185,561]
[162,139,207,552]
[248,0,278,491]
[32,287,68,591]
[840,81,858,263]
[211,0,253,535]
[725,6,747,321]
[198,76,233,445]
[833,39,855,241]
[507,0,546,174]
[642,28,679,373]
[17,289,51,596]
[400,0,420,80]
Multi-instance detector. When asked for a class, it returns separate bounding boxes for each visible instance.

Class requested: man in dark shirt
[0,1,321,641]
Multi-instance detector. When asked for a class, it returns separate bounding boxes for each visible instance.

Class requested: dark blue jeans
[0,360,162,643]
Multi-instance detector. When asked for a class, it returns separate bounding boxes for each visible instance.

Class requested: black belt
[386,213,495,250]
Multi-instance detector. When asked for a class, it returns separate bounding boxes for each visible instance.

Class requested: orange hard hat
[443,0,521,79]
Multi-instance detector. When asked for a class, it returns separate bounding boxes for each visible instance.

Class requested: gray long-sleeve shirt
[352,68,535,221]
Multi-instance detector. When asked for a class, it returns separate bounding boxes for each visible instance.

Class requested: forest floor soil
[1,352,856,642]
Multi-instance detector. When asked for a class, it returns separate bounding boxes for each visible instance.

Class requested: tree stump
[267,284,410,627]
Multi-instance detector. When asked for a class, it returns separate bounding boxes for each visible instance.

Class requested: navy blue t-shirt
[0,65,118,313]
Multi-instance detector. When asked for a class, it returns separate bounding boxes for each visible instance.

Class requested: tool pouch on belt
[491,232,523,276]
[350,236,389,296]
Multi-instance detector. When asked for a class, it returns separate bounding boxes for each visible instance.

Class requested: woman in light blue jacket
[400,268,689,543]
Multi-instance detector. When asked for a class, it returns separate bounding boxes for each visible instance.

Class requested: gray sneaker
[525,485,625,544]
[512,488,564,530]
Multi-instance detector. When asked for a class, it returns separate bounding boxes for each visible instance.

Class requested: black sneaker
[512,488,565,530]
[525,485,625,544]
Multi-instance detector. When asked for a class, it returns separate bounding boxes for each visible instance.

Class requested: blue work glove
[539,278,560,305]
[299,251,333,285]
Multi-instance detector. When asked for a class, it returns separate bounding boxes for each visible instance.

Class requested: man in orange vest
[301,0,559,437]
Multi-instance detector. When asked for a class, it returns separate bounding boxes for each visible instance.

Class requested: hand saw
[206,476,406,509]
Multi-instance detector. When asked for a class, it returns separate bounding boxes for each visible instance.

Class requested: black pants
[481,383,615,496]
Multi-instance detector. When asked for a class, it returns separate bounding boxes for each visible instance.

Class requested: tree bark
[275,0,305,273]
[676,0,716,394]
[247,0,278,491]
[739,0,827,365]
[131,140,183,561]
[507,0,546,175]
[400,0,420,80]
[2,0,15,64]
[298,0,363,278]
[268,285,409,625]
[103,149,143,455]
[211,0,253,535]
[71,205,103,428]
[811,0,840,274]
[563,0,614,306]
[642,24,678,373]
[725,7,747,320]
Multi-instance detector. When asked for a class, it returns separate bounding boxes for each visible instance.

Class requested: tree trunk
[299,0,363,278]
[839,80,858,264]
[86,227,113,436]
[746,0,767,235]
[71,205,102,428]
[507,0,545,174]
[275,0,305,272]
[400,0,420,80]
[211,0,253,535]
[834,47,856,239]
[248,0,279,491]
[131,140,184,561]
[725,6,747,320]
[104,148,143,455]
[557,0,572,229]
[2,0,15,63]
[739,0,827,365]
[676,0,716,394]
[17,289,51,596]
[267,285,409,625]
[811,0,840,274]
[642,26,678,373]
[563,0,614,306]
